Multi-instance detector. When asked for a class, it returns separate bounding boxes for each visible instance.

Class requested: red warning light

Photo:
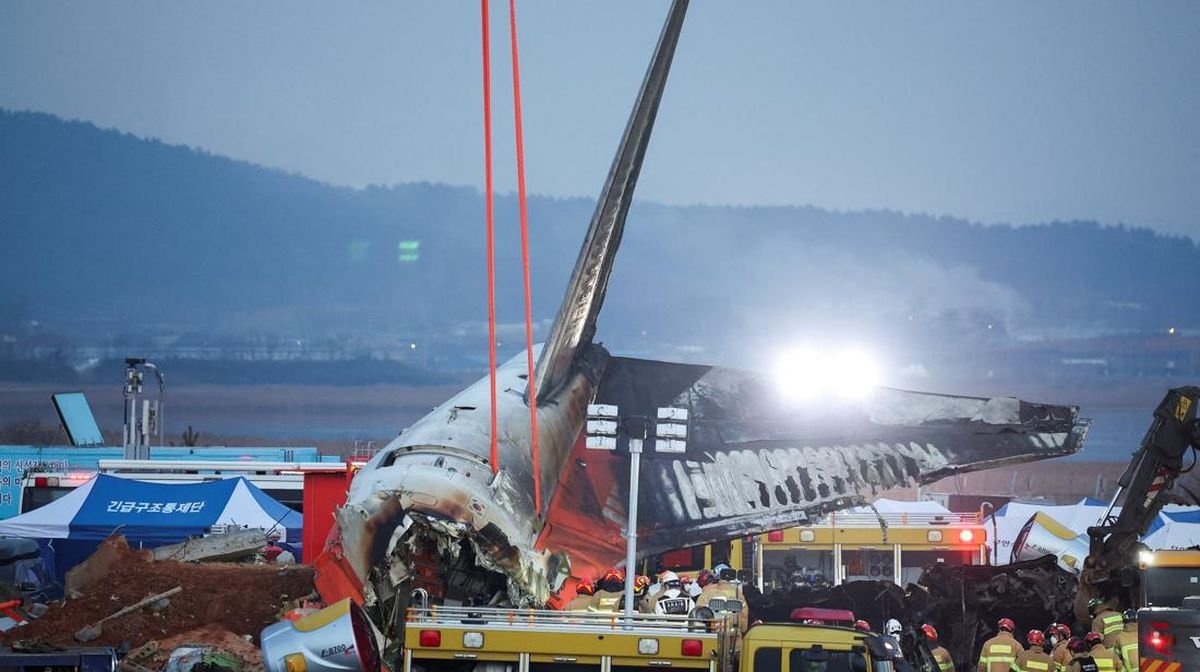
[958,529,976,544]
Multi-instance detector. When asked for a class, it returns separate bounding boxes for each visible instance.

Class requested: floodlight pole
[587,404,689,624]
[623,426,645,621]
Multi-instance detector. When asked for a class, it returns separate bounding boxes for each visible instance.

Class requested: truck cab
[742,622,900,672]
[1136,549,1200,671]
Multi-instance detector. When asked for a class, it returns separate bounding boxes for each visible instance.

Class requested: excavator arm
[1076,386,1200,620]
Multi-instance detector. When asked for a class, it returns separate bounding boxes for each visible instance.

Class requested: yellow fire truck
[399,603,903,672]
[260,595,905,672]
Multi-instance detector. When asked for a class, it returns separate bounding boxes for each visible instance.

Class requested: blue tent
[0,475,302,580]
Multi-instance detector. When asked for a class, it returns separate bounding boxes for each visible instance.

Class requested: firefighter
[696,563,747,629]
[1088,598,1124,649]
[589,568,625,612]
[565,578,595,611]
[885,619,904,657]
[651,570,694,614]
[977,617,1024,672]
[1066,637,1098,672]
[633,575,651,612]
[1051,624,1074,672]
[1084,632,1120,672]
[921,624,954,672]
[1115,610,1136,672]
[1018,630,1055,672]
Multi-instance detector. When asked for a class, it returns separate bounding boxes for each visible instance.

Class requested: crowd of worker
[970,598,1137,672]
[565,563,745,617]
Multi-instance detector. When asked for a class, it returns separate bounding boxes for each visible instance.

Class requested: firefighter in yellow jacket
[1083,632,1121,672]
[1018,630,1055,672]
[565,578,596,611]
[1049,624,1072,672]
[1115,610,1137,672]
[977,617,1024,672]
[589,568,625,612]
[1088,598,1124,649]
[921,624,954,672]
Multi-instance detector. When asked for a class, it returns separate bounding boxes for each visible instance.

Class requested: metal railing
[406,604,720,634]
[816,511,981,527]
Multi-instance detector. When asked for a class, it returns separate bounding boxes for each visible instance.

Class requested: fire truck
[263,595,904,672]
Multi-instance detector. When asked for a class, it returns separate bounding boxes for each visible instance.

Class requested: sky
[2,1,1199,240]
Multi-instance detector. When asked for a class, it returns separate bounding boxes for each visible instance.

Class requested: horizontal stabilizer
[539,356,1088,574]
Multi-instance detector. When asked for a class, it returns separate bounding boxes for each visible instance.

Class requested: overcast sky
[2,1,1198,239]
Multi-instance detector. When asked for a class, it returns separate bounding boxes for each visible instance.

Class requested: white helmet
[659,570,680,589]
[886,619,902,636]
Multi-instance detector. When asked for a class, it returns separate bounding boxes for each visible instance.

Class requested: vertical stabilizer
[531,0,689,401]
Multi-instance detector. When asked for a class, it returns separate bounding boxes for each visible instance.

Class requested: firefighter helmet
[1084,632,1103,647]
[659,570,681,590]
[1027,630,1045,647]
[1087,597,1105,614]
[576,579,596,596]
[1123,609,1137,623]
[855,620,872,632]
[921,624,938,641]
[601,568,625,592]
[634,575,651,593]
[997,617,1015,632]
[1067,637,1088,654]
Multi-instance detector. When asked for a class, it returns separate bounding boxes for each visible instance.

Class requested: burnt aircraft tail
[537,356,1089,577]
[531,0,689,403]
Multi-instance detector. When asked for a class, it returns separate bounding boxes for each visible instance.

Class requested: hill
[2,109,1197,368]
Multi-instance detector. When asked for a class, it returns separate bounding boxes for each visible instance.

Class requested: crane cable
[480,0,499,475]
[507,0,543,515]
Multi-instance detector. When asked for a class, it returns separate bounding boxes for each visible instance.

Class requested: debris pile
[743,555,1077,670]
[1,536,314,669]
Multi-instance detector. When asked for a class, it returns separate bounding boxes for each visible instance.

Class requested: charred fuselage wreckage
[317,0,1089,634]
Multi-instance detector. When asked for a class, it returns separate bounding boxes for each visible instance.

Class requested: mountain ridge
[2,109,1196,366]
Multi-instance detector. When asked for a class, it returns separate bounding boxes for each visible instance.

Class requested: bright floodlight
[775,346,881,402]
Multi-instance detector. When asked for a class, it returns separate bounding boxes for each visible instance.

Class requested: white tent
[986,498,1111,564]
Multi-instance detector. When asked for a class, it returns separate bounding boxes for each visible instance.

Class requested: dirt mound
[3,538,314,649]
[140,624,267,672]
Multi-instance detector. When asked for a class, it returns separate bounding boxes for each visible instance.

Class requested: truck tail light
[681,639,703,657]
[419,630,442,647]
[1148,620,1174,656]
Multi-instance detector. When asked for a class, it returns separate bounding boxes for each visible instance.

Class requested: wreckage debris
[741,555,1077,670]
[916,555,1078,668]
[2,537,314,653]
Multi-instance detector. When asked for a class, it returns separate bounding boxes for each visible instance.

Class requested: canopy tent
[0,475,301,579]
[1142,506,1200,550]
[987,499,1200,564]
[985,498,1110,563]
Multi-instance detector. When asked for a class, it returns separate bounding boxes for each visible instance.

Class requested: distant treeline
[0,356,449,386]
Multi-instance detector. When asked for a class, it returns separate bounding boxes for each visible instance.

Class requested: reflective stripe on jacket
[978,633,1024,672]
[1087,646,1117,672]
[1020,650,1054,672]
[931,646,954,672]
[1115,630,1137,672]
